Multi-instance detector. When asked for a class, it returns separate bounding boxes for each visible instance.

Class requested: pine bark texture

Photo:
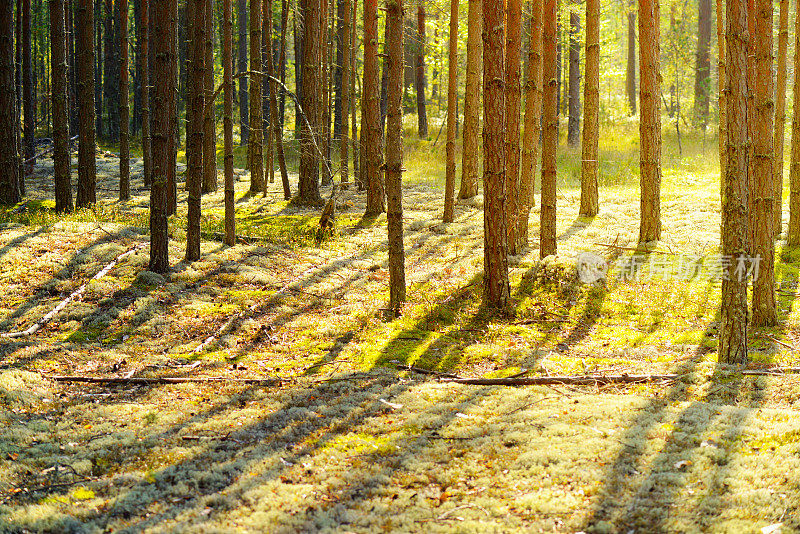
[518,0,543,245]
[442,0,458,223]
[719,0,749,364]
[580,0,599,217]
[625,0,636,115]
[249,0,264,193]
[141,0,152,187]
[339,0,351,186]
[482,0,510,308]
[751,0,775,327]
[386,0,406,311]
[540,0,558,259]
[716,0,725,181]
[694,0,711,128]
[51,0,72,212]
[459,0,481,200]
[0,0,21,205]
[266,0,290,199]
[773,0,789,235]
[362,0,384,214]
[415,6,428,138]
[637,0,661,243]
[203,0,217,193]
[238,0,249,145]
[22,0,34,174]
[298,0,322,204]
[566,10,580,146]
[186,0,205,261]
[224,0,236,245]
[787,0,800,245]
[505,0,522,253]
[76,0,97,208]
[119,0,130,201]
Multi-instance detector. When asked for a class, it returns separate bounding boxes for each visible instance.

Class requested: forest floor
[2,128,800,532]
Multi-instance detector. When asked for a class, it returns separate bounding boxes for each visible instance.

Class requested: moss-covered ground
[1,125,800,532]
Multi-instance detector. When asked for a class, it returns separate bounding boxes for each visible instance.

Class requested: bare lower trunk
[51,0,72,212]
[203,0,218,193]
[76,0,97,209]
[458,0,481,200]
[442,0,458,223]
[362,0,383,214]
[118,0,130,201]
[540,0,558,259]
[638,0,662,243]
[186,0,205,261]
[224,0,236,245]
[773,0,789,235]
[579,0,599,217]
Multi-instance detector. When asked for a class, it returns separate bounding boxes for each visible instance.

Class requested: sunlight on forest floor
[1,128,800,532]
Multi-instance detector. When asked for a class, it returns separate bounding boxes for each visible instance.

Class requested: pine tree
[773,0,789,235]
[458,0,481,200]
[0,0,21,205]
[119,0,131,201]
[625,0,636,115]
[566,8,580,146]
[362,0,383,214]
[442,0,458,223]
[505,0,522,253]
[415,5,427,138]
[579,0,599,217]
[76,0,97,209]
[694,0,711,129]
[51,0,72,212]
[186,0,206,261]
[638,0,662,243]
[203,0,217,193]
[540,0,558,258]
[249,0,264,193]
[224,0,236,245]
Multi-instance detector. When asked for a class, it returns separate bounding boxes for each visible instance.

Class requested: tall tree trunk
[119,0,130,201]
[320,0,331,186]
[187,0,205,261]
[94,0,103,140]
[787,0,800,245]
[415,5,427,138]
[638,0,661,243]
[482,0,510,307]
[540,0,558,258]
[626,0,636,115]
[238,0,249,145]
[566,9,580,146]
[773,0,789,235]
[719,0,749,363]
[443,0,458,223]
[458,0,480,199]
[141,0,152,187]
[579,0,599,217]
[0,0,20,205]
[694,0,711,129]
[299,0,322,203]
[379,15,389,134]
[224,0,236,245]
[362,0,383,213]
[76,0,97,208]
[203,0,217,193]
[107,0,121,142]
[266,0,289,198]
[249,0,264,193]
[518,0,543,245]
[349,0,358,182]
[279,0,288,126]
[386,0,405,312]
[505,0,522,253]
[339,0,350,187]
[51,0,72,212]
[166,0,178,216]
[751,0,775,327]
[715,0,725,182]
[68,0,78,135]
[333,0,343,140]
[22,0,34,174]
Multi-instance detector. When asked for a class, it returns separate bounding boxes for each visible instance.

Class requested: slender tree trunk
[787,0,800,245]
[187,0,205,261]
[69,0,78,135]
[119,0,130,201]
[279,0,288,127]
[22,0,34,174]
[540,0,558,258]
[458,0,481,199]
[0,0,20,206]
[518,0,543,245]
[638,0,661,243]
[716,0,725,182]
[579,0,599,217]
[265,0,289,199]
[294,4,304,141]
[299,0,322,203]
[386,0,405,312]
[566,9,580,146]
[203,0,217,193]
[415,5,428,138]
[442,0,458,223]
[141,0,151,187]
[505,0,522,253]
[626,0,636,115]
[149,0,172,273]
[349,0,358,182]
[320,0,331,186]
[339,0,351,187]
[104,0,120,142]
[719,0,749,363]
[751,0,775,327]
[76,0,97,208]
[694,0,711,129]
[773,0,789,235]
[51,0,72,212]
[238,0,249,145]
[224,0,236,245]
[380,16,389,134]
[333,0,344,140]
[362,0,383,213]
[249,0,264,193]
[166,0,178,216]
[482,0,510,307]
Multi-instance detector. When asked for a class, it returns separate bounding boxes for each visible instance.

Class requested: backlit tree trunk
[626,0,636,115]
[386,0,405,312]
[415,5,428,138]
[51,0,72,212]
[540,0,558,258]
[299,0,322,203]
[224,0,236,245]
[339,0,351,187]
[249,0,264,193]
[579,0,599,217]
[0,0,20,205]
[482,0,510,308]
[186,0,205,261]
[638,0,661,243]
[773,0,789,235]
[719,0,749,364]
[238,0,249,145]
[458,0,481,200]
[22,0,34,175]
[716,0,725,181]
[362,0,383,214]
[76,0,97,209]
[786,0,800,245]
[203,0,217,193]
[141,0,152,187]
[442,0,458,223]
[566,9,580,146]
[694,0,711,129]
[119,0,130,201]
[266,0,290,199]
[505,0,522,253]
[518,0,543,245]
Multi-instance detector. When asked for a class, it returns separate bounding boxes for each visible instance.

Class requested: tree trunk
[716,0,725,182]
[482,0,510,308]
[299,0,322,203]
[265,0,289,199]
[566,9,580,146]
[118,0,130,201]
[224,0,236,245]
[458,0,480,200]
[294,4,303,141]
[773,0,789,235]
[94,0,102,140]
[141,0,152,187]
[238,0,249,145]
[415,5,427,138]
[787,0,800,245]
[51,0,72,212]
[263,0,274,188]
[380,16,389,134]
[187,0,205,261]
[339,0,351,187]
[694,0,711,129]
[149,0,173,273]
[442,0,458,223]
[319,0,331,186]
[333,0,343,140]
[751,0,775,327]
[362,0,383,214]
[0,0,20,206]
[349,0,358,182]
[166,0,178,216]
[540,0,558,258]
[518,0,543,245]
[69,0,78,135]
[75,0,97,209]
[22,0,34,174]
[579,0,599,217]
[505,0,522,253]
[249,0,264,193]
[386,0,405,312]
[625,0,636,115]
[638,0,661,243]
[203,0,217,193]
[719,0,749,364]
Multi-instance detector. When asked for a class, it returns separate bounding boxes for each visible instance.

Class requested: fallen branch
[742,367,800,376]
[2,242,148,339]
[42,375,282,385]
[396,363,461,379]
[766,335,795,351]
[438,373,679,386]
